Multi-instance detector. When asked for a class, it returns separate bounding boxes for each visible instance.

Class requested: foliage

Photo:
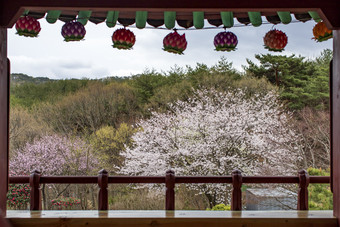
[38,82,140,134]
[7,55,332,210]
[295,108,330,169]
[11,79,91,108]
[244,54,313,87]
[121,88,302,207]
[91,123,137,173]
[11,73,52,86]
[244,50,331,110]
[10,134,98,176]
[129,70,171,105]
[50,196,81,210]
[9,135,99,210]
[145,60,274,113]
[108,186,164,210]
[9,106,51,152]
[207,203,231,211]
[7,184,30,210]
[308,168,333,210]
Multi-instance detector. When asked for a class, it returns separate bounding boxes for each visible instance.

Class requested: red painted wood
[9,175,330,185]
[165,170,175,210]
[298,170,310,210]
[98,169,108,210]
[1,0,340,28]
[8,171,331,212]
[231,170,242,211]
[108,176,165,184]
[176,176,232,184]
[9,177,29,184]
[243,176,299,184]
[330,59,334,193]
[40,176,97,184]
[0,0,337,11]
[0,28,9,216]
[29,170,41,211]
[309,176,330,184]
[0,211,11,227]
[332,30,340,223]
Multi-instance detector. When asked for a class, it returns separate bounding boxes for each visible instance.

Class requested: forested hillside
[8,50,332,210]
[11,73,53,85]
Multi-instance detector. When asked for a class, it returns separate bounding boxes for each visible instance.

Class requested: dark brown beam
[320,7,340,29]
[1,0,340,28]
[0,28,9,215]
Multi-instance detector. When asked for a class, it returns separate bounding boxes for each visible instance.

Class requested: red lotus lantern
[15,16,41,37]
[61,21,86,42]
[112,28,136,50]
[263,29,288,52]
[163,30,187,55]
[214,31,238,52]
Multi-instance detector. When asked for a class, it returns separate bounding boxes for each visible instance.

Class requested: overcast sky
[8,18,332,79]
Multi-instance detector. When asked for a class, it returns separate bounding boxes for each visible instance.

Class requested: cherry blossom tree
[9,134,99,210]
[121,88,302,206]
[10,134,98,176]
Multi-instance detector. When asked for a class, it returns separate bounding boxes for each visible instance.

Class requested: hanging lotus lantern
[112,28,136,50]
[61,21,86,42]
[214,31,238,52]
[163,30,187,55]
[15,16,41,37]
[263,29,288,52]
[313,21,333,42]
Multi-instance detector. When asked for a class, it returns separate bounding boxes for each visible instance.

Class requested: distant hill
[11,73,54,86]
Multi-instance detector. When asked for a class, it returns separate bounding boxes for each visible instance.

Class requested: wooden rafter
[0,0,340,29]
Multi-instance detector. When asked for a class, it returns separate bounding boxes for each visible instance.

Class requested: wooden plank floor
[6,210,337,227]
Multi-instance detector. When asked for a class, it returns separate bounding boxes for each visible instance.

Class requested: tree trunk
[275,69,279,86]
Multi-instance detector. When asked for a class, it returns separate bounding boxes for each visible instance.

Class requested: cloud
[9,55,110,79]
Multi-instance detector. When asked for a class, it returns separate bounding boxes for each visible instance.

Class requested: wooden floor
[6,210,337,227]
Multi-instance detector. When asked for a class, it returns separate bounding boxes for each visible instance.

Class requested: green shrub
[50,196,81,210]
[207,203,231,211]
[308,167,333,210]
[7,184,30,210]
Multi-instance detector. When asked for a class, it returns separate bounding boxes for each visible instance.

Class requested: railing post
[231,169,242,211]
[298,169,310,210]
[98,169,109,210]
[165,170,175,210]
[29,170,41,210]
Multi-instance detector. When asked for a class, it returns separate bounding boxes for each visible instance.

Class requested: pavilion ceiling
[0,0,340,29]
[23,10,321,29]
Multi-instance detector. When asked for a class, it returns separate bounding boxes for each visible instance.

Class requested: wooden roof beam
[0,0,340,27]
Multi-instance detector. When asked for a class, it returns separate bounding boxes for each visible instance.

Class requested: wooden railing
[9,169,330,211]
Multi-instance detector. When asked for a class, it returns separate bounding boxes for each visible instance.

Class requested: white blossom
[121,88,301,204]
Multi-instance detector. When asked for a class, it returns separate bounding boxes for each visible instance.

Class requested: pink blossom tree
[121,88,302,206]
[9,135,99,210]
[10,134,98,176]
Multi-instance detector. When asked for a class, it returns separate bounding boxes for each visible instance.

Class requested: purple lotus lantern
[214,31,238,51]
[61,21,86,42]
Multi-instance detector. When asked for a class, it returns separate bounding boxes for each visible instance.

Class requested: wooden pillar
[29,170,42,210]
[165,170,175,210]
[98,169,109,210]
[333,30,340,222]
[0,28,9,215]
[231,170,242,211]
[297,169,310,210]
